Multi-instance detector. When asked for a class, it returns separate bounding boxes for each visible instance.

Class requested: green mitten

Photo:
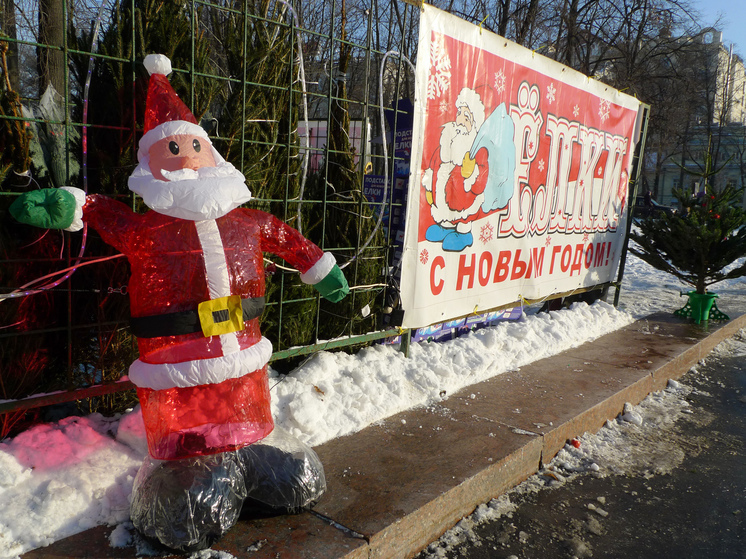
[10,188,77,230]
[314,265,349,303]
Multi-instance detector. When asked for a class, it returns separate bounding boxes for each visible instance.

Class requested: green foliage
[0,42,31,187]
[206,0,385,349]
[26,84,81,188]
[629,185,746,294]
[69,0,223,196]
[212,0,299,200]
[210,0,318,350]
[71,326,139,415]
[0,44,68,427]
[298,168,385,342]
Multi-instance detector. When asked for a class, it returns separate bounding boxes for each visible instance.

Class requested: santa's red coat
[428,147,490,224]
[83,194,328,458]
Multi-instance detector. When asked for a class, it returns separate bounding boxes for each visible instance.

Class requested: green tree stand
[674,291,729,324]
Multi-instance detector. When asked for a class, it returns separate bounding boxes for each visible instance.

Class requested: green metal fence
[0,0,420,425]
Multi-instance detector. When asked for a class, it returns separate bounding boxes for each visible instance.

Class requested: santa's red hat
[137,54,210,161]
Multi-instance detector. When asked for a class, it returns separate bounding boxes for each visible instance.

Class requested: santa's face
[148,134,217,181]
[128,132,252,221]
[439,118,477,166]
[455,106,474,133]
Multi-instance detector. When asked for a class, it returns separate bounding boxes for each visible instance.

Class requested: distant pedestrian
[696,188,706,206]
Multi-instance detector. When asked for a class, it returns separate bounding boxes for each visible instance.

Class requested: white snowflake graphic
[538,159,545,172]
[427,35,452,100]
[573,104,580,117]
[479,223,494,244]
[546,83,556,104]
[494,69,506,94]
[598,99,611,123]
[438,100,450,115]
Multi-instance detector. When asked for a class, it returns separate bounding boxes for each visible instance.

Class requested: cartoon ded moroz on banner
[421,86,516,252]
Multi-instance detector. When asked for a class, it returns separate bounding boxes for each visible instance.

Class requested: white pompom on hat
[143,54,172,76]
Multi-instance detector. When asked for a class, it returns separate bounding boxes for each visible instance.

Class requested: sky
[1,250,746,559]
[694,0,746,57]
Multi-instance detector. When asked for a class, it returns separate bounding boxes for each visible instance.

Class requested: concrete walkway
[23,311,746,559]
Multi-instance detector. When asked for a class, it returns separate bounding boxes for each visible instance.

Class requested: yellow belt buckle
[197,295,244,337]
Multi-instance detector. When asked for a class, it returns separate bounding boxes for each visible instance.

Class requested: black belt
[129,296,265,339]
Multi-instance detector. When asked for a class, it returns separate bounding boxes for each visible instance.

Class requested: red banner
[400,6,644,328]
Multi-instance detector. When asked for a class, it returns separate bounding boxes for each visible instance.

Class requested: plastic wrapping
[238,425,327,513]
[130,450,248,553]
[130,426,326,553]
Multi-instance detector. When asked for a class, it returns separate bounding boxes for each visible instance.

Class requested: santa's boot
[443,223,474,252]
[237,426,326,514]
[442,230,473,251]
[425,223,455,242]
[130,451,248,553]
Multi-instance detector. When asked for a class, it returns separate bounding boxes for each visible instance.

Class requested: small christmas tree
[629,184,746,321]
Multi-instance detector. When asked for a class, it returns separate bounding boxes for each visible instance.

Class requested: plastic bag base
[130,426,326,553]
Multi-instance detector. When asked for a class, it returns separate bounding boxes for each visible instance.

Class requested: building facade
[644,29,746,209]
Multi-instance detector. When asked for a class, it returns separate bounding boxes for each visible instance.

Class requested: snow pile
[271,300,632,446]
[0,415,143,558]
[422,495,517,559]
[552,379,694,479]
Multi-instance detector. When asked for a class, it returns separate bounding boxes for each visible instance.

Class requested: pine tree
[629,184,746,295]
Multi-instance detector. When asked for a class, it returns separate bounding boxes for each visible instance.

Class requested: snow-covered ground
[1,251,746,559]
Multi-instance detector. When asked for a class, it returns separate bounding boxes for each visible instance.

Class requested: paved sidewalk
[23,311,746,559]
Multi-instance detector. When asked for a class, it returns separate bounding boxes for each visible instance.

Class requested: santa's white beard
[128,159,252,221]
[440,122,477,166]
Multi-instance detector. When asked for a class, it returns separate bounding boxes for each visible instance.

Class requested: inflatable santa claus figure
[11,54,348,552]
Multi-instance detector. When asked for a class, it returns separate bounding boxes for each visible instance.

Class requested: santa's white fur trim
[60,186,86,232]
[300,252,336,285]
[128,156,251,220]
[137,120,210,161]
[128,337,273,390]
[143,54,172,76]
[456,87,485,130]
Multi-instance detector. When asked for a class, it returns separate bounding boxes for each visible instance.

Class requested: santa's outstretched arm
[253,210,349,303]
